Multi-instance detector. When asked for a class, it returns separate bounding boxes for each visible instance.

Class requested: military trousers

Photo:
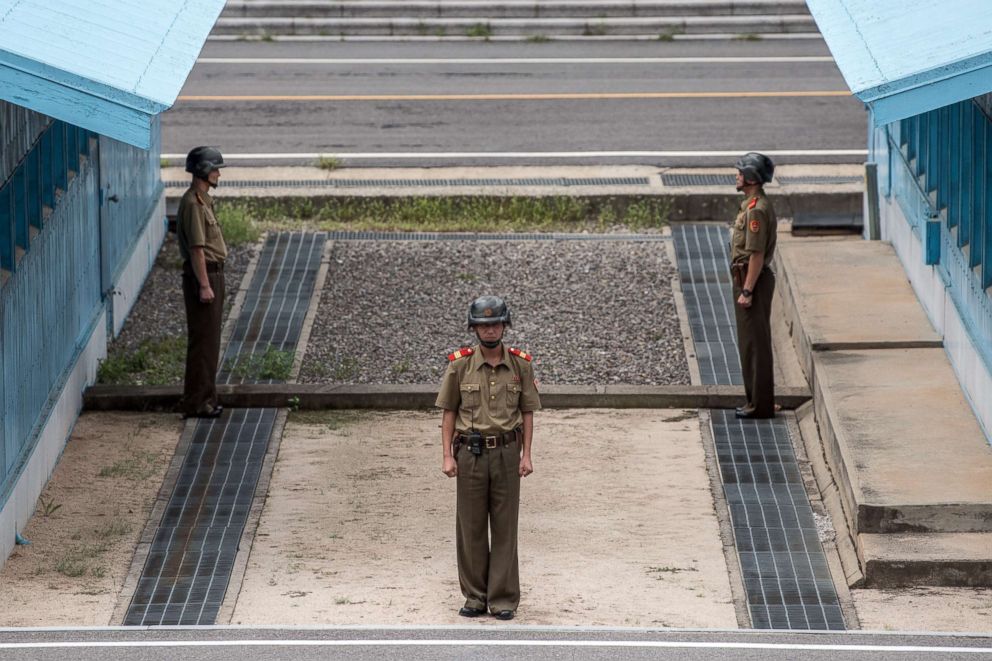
[455,440,521,613]
[181,262,225,415]
[733,268,776,417]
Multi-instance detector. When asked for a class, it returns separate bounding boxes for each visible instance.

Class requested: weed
[215,202,262,248]
[97,335,186,386]
[583,21,609,36]
[96,520,131,539]
[658,32,675,41]
[55,544,107,578]
[392,358,411,375]
[456,272,478,283]
[287,395,301,411]
[260,31,275,42]
[415,21,429,36]
[228,346,295,381]
[316,155,341,171]
[434,26,447,37]
[333,356,359,381]
[335,597,352,605]
[526,34,550,43]
[99,451,159,481]
[91,566,107,579]
[467,23,492,38]
[159,157,171,168]
[735,33,762,41]
[39,496,62,517]
[646,565,698,575]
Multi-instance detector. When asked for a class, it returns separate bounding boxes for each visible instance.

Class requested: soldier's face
[208,169,221,188]
[476,323,504,343]
[735,171,745,191]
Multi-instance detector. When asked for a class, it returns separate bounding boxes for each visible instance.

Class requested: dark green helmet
[735,152,775,185]
[185,146,227,179]
[467,295,512,328]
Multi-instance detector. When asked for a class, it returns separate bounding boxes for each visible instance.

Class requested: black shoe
[186,405,223,419]
[493,610,514,621]
[458,606,485,618]
[736,409,774,420]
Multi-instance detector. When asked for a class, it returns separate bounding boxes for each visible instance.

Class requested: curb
[83,383,812,412]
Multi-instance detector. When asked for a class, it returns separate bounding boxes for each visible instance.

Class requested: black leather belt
[456,429,519,449]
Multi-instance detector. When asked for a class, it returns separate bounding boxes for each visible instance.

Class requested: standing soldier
[730,152,777,419]
[436,295,541,621]
[177,146,228,418]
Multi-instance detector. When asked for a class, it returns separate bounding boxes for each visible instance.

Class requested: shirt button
[490,395,495,400]
[490,381,495,386]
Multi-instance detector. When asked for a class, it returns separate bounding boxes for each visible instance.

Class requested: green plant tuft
[97,335,186,386]
[317,155,341,171]
[215,202,263,248]
[467,23,492,38]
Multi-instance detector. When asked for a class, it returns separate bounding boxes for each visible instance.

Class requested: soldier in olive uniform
[730,152,777,419]
[177,147,228,418]
[436,295,541,621]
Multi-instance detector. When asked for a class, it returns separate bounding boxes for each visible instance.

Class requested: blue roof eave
[859,52,992,126]
[0,51,167,149]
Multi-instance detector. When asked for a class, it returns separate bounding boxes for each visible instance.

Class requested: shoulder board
[195,192,206,206]
[747,197,759,210]
[508,347,533,362]
[447,347,474,361]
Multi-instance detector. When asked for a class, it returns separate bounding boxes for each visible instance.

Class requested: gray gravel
[108,233,257,360]
[299,239,689,385]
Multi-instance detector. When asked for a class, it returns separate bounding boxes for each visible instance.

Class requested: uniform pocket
[459,383,481,408]
[506,383,521,408]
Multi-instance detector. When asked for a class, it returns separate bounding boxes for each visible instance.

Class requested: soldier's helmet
[467,295,512,328]
[185,146,227,179]
[735,152,775,185]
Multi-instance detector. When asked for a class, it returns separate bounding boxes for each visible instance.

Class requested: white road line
[160,150,868,160]
[0,639,989,653]
[196,57,835,65]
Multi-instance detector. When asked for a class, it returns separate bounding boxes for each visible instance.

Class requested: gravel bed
[107,233,257,371]
[299,239,689,385]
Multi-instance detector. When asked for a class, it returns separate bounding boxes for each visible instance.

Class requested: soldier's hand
[200,285,216,303]
[519,456,533,477]
[737,293,752,308]
[442,455,457,478]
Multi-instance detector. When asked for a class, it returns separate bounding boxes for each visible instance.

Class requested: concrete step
[212,15,817,37]
[859,533,992,587]
[222,0,811,19]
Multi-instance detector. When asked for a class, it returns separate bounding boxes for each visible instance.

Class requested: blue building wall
[0,101,163,515]
[874,93,992,440]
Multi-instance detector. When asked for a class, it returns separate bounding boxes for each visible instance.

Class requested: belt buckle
[485,436,497,449]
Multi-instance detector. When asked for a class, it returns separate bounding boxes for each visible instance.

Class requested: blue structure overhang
[0,0,225,149]
[806,0,992,126]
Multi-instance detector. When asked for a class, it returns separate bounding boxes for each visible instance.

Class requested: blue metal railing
[889,97,992,375]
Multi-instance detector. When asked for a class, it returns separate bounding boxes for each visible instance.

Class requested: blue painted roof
[807,0,992,125]
[0,0,225,148]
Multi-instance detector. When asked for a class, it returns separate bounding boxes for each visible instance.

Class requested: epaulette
[447,347,474,361]
[508,347,532,362]
[747,197,759,210]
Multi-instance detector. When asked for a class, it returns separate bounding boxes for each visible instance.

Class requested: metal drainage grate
[662,173,736,187]
[325,231,668,242]
[125,232,326,626]
[777,176,862,186]
[671,223,845,631]
[164,177,650,189]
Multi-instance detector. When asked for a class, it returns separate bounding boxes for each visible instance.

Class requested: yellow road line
[177,90,852,102]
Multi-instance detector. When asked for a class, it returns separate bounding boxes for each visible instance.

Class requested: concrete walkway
[774,234,992,588]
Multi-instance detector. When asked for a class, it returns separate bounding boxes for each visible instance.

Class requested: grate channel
[164,177,650,189]
[662,173,736,187]
[776,176,862,186]
[671,223,845,630]
[125,232,326,626]
[325,231,668,242]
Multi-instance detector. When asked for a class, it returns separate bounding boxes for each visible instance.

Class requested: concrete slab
[776,240,942,381]
[813,348,992,534]
[859,533,992,588]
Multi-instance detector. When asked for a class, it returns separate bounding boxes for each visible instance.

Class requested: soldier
[177,146,228,418]
[436,295,541,621]
[730,152,778,419]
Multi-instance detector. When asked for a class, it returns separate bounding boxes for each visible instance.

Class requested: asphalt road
[0,628,990,661]
[163,39,868,167]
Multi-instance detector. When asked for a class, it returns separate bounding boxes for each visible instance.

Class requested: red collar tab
[447,347,474,361]
[747,197,758,210]
[508,347,532,362]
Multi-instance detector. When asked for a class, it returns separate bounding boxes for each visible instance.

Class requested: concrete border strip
[697,409,751,629]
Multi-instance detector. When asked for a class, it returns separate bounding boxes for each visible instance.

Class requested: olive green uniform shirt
[177,187,228,264]
[730,190,777,264]
[435,344,541,434]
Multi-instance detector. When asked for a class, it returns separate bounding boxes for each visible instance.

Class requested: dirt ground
[0,413,181,626]
[231,408,738,627]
